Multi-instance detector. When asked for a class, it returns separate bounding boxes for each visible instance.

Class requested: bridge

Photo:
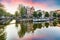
[0,17,12,25]
[19,18,33,21]
[16,18,51,22]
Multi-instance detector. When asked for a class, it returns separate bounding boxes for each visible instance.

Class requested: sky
[0,0,60,14]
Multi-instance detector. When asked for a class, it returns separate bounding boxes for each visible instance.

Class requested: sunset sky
[0,0,60,14]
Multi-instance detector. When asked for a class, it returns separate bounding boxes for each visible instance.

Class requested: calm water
[0,20,60,40]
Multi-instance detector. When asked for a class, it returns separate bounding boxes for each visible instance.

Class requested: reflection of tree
[45,23,49,28]
[57,14,60,18]
[53,21,57,26]
[58,20,60,24]
[0,28,5,40]
[33,24,37,30]
[37,23,42,29]
[18,23,27,37]
[18,22,34,37]
[0,25,5,29]
[15,20,19,27]
[0,33,5,40]
[15,23,18,27]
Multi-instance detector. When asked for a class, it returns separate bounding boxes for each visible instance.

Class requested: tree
[0,8,4,16]
[20,7,26,16]
[38,12,42,17]
[0,3,11,17]
[53,12,57,17]
[0,3,4,8]
[45,12,49,17]
[57,14,60,18]
[15,11,19,17]
[0,3,5,16]
[6,12,12,17]
[33,11,37,17]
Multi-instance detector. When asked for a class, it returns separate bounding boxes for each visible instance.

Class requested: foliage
[53,21,57,26]
[53,12,57,17]
[38,12,42,17]
[45,12,49,17]
[58,20,60,24]
[37,23,42,29]
[57,14,60,17]
[33,11,37,17]
[20,7,26,16]
[33,24,37,30]
[0,3,12,17]
[0,33,6,40]
[15,11,19,17]
[18,24,27,37]
[0,8,5,16]
[45,23,49,28]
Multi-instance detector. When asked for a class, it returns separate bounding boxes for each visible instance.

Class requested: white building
[49,11,54,17]
[37,10,45,18]
[41,11,45,18]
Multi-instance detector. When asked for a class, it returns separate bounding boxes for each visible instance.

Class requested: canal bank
[0,19,13,40]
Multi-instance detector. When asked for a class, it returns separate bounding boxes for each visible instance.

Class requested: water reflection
[18,22,27,37]
[18,20,60,38]
[0,28,5,40]
[5,20,20,40]
[0,20,60,40]
[45,22,49,28]
[0,25,6,40]
[53,21,57,26]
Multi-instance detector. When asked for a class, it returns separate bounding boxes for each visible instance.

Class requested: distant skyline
[0,0,60,14]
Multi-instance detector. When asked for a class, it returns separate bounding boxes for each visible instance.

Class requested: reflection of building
[27,22,34,32]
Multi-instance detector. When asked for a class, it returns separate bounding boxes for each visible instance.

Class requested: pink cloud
[1,0,47,9]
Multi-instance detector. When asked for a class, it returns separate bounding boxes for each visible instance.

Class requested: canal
[0,20,60,40]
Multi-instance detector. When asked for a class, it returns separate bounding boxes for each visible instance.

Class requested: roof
[55,10,60,12]
[30,7,35,10]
